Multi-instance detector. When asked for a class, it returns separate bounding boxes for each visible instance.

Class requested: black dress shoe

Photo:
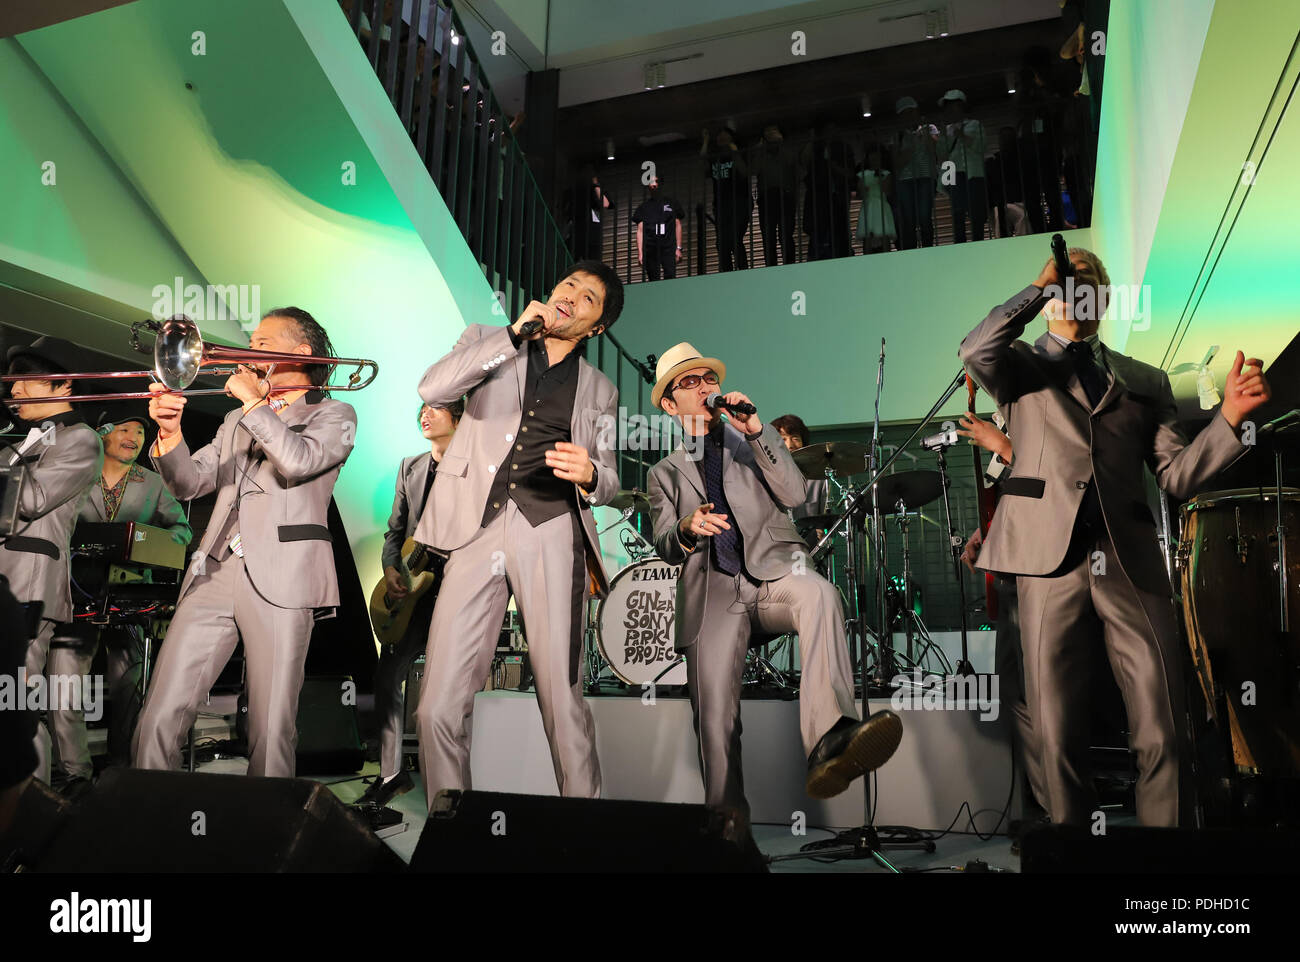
[805,710,903,799]
[354,769,414,809]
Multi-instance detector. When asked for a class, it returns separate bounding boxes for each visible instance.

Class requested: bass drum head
[596,558,687,687]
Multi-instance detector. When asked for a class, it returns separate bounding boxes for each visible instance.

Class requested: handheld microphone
[1050,233,1073,279]
[705,393,757,417]
[518,318,544,337]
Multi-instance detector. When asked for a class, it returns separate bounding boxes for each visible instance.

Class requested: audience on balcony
[754,125,800,267]
[700,127,753,271]
[854,143,895,256]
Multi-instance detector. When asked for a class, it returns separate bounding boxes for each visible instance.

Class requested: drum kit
[790,443,957,683]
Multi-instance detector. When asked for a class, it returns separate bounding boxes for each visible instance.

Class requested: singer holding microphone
[412,261,623,805]
[960,246,1271,827]
[646,343,902,830]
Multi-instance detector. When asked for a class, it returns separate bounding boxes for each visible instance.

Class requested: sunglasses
[670,372,720,393]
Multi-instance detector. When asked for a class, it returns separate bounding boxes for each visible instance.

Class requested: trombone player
[132,308,357,778]
[1,337,104,787]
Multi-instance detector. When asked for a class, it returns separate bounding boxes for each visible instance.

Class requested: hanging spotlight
[1005,70,1017,94]
[605,138,615,161]
[860,94,872,118]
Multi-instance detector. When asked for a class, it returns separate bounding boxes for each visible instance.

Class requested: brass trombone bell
[2,316,378,405]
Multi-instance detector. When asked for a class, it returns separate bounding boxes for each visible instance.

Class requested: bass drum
[1179,487,1300,775]
[596,559,688,687]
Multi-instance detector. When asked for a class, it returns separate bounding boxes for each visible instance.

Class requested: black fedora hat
[5,335,85,375]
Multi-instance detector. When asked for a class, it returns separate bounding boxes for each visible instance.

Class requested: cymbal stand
[887,508,954,677]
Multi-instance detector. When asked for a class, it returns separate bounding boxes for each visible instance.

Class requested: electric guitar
[368,538,446,645]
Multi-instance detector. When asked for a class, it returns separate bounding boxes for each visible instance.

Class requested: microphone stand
[810,366,970,574]
[776,358,966,871]
[869,340,890,686]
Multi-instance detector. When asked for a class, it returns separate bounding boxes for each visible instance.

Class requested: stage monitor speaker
[0,778,72,871]
[411,789,767,872]
[1020,822,1300,874]
[33,768,404,872]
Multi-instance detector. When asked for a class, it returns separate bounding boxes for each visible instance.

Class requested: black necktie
[700,436,742,576]
[1065,341,1105,408]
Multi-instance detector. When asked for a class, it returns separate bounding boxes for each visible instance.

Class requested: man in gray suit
[133,308,357,778]
[356,398,462,810]
[45,415,192,789]
[646,342,902,820]
[961,248,1271,827]
[1,338,103,786]
[414,260,623,805]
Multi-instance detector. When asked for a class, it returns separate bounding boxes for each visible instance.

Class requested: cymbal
[792,441,871,480]
[608,488,651,511]
[873,470,943,512]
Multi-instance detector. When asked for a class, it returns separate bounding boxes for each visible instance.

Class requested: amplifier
[72,521,186,570]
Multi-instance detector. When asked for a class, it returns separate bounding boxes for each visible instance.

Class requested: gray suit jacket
[0,420,103,622]
[960,285,1248,596]
[79,463,193,545]
[648,421,809,649]
[382,451,433,571]
[413,324,620,595]
[153,391,356,610]
[793,478,829,522]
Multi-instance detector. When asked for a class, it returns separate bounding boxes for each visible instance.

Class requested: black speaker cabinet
[32,768,404,872]
[411,789,767,872]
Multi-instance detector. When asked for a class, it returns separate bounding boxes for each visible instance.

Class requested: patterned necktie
[700,436,742,576]
[1065,341,1106,408]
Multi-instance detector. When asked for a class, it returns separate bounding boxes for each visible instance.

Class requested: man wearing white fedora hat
[646,343,902,818]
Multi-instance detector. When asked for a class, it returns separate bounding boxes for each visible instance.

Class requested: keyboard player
[50,414,191,795]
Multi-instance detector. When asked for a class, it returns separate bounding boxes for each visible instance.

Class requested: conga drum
[1178,487,1300,775]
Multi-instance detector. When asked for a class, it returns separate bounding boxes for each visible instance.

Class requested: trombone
[2,316,379,404]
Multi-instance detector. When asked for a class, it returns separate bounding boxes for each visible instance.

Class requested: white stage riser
[462,691,1017,830]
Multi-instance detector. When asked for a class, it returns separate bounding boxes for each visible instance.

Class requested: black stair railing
[339,0,670,495]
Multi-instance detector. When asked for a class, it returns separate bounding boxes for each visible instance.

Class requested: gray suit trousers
[27,620,56,785]
[1017,530,1188,828]
[416,500,599,806]
[49,631,143,778]
[373,590,436,779]
[686,567,857,813]
[993,577,1048,817]
[132,553,314,777]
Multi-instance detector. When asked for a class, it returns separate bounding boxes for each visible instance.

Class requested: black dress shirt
[483,335,584,527]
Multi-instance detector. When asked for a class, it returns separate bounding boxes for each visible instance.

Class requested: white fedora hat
[651,342,726,409]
